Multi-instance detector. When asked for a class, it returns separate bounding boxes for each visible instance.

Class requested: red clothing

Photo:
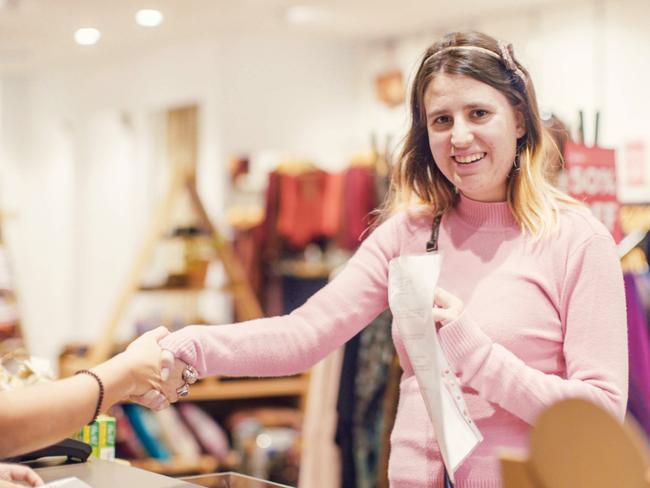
[276,170,339,249]
[339,167,377,250]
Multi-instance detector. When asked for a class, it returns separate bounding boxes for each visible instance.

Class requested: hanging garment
[277,171,334,249]
[339,167,378,250]
[261,170,283,260]
[353,310,395,488]
[624,273,650,437]
[321,172,344,238]
[335,329,361,488]
[633,271,650,315]
[281,275,329,315]
[335,311,396,488]
[298,346,344,488]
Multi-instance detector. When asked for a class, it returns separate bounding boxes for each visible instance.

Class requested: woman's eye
[472,109,489,118]
[433,115,451,126]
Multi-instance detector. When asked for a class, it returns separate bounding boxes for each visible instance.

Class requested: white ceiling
[0,0,573,74]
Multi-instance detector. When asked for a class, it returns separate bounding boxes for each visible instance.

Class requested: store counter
[181,472,292,487]
[33,459,291,488]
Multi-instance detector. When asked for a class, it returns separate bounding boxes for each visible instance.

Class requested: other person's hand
[0,462,43,487]
[112,327,181,409]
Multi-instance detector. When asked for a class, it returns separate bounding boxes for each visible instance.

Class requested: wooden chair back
[500,398,650,488]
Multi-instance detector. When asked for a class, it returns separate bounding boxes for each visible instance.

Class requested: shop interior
[1,0,650,487]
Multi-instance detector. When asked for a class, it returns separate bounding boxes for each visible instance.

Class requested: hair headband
[430,43,527,83]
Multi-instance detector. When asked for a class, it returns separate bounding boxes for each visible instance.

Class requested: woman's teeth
[453,152,486,164]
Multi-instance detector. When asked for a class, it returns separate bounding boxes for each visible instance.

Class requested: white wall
[1,76,76,360]
[217,34,365,167]
[0,33,365,368]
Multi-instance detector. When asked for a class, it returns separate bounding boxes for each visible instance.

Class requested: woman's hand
[132,351,188,410]
[0,463,43,487]
[432,287,463,329]
[158,349,194,402]
[111,327,185,410]
[159,352,189,403]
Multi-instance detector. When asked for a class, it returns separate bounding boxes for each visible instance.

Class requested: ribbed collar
[453,193,518,230]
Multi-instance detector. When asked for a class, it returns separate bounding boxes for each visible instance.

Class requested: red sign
[564,142,622,242]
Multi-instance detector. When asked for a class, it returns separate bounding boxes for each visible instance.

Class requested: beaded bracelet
[76,369,105,425]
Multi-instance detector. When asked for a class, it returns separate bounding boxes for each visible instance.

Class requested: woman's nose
[451,120,474,148]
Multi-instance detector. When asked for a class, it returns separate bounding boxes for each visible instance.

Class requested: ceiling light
[74,28,101,46]
[135,9,164,27]
[286,5,327,25]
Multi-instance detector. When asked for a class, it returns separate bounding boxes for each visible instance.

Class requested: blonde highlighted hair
[380,31,577,239]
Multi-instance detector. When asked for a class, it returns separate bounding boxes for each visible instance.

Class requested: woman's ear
[515,110,526,139]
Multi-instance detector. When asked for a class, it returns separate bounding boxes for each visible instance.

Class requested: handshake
[0,327,201,486]
[116,326,198,411]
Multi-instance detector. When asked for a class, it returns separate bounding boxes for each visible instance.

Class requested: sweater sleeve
[158,213,403,378]
[438,234,628,424]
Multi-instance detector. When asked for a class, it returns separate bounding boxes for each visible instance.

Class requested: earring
[509,153,521,179]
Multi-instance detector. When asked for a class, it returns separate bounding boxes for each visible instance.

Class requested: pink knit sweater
[160,195,628,488]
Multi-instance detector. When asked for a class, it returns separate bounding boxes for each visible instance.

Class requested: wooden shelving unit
[59,105,310,477]
[180,376,311,403]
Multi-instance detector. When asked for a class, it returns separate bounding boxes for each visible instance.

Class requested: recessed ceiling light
[74,28,101,46]
[135,9,164,27]
[286,5,328,25]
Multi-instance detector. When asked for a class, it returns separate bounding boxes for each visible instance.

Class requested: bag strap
[426,215,443,252]
[427,213,454,487]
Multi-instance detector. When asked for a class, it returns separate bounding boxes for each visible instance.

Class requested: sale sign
[564,142,622,242]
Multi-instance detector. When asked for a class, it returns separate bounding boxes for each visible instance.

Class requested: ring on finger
[176,383,190,398]
[182,365,199,385]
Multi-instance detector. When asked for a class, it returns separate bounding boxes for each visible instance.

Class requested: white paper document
[388,253,482,481]
[43,477,93,488]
